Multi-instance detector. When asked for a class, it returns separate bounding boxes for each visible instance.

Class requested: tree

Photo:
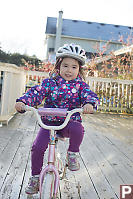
[87,38,133,80]
[0,47,42,67]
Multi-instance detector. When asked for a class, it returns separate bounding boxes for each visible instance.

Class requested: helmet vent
[75,47,78,53]
[70,46,74,52]
[80,50,83,54]
[63,47,69,51]
[58,50,63,53]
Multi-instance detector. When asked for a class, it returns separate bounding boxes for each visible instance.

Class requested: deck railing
[86,77,133,113]
[0,62,133,124]
[0,63,48,124]
[24,70,48,91]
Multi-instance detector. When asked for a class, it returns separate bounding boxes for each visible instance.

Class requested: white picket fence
[0,62,133,124]
[86,77,133,113]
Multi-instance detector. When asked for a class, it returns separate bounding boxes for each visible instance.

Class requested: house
[44,11,133,63]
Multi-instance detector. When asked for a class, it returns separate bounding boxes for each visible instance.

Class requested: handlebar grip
[38,108,68,117]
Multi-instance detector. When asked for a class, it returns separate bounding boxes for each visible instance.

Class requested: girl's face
[60,57,80,81]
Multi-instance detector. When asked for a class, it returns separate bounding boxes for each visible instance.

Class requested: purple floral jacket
[16,75,99,122]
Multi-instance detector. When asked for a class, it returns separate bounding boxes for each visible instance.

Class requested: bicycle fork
[39,133,60,198]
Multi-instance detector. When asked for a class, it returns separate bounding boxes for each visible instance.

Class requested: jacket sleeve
[16,78,51,107]
[80,82,99,108]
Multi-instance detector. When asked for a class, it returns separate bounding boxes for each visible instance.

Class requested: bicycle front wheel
[40,172,54,199]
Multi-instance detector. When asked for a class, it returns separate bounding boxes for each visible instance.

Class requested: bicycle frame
[25,106,83,198]
[39,129,59,198]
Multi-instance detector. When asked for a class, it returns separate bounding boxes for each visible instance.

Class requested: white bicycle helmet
[56,43,86,65]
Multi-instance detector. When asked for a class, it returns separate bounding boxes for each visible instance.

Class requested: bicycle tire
[40,172,54,199]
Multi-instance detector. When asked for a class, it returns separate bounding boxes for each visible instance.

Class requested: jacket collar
[55,75,81,84]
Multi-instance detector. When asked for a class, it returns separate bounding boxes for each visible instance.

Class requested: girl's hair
[50,57,86,80]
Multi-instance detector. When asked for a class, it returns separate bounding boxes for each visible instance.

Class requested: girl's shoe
[67,151,80,171]
[25,176,39,194]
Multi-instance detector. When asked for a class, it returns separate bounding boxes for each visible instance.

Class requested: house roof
[45,17,133,43]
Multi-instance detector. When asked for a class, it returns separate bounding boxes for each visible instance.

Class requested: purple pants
[31,120,84,176]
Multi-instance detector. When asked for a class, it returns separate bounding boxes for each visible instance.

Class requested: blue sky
[0,0,133,59]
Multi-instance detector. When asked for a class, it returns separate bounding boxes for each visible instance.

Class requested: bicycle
[25,105,83,199]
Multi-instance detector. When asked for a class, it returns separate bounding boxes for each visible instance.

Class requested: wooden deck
[0,111,133,199]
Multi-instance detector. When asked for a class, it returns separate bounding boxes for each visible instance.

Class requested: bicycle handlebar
[25,105,83,130]
[38,107,68,117]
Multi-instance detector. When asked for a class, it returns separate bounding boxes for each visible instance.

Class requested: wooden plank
[82,129,124,197]
[57,139,80,199]
[0,112,37,199]
[19,125,41,199]
[0,111,37,158]
[0,130,32,199]
[57,140,77,199]
[96,130,133,165]
[83,113,133,161]
[82,113,133,187]
[16,112,38,132]
[80,131,118,199]
[77,153,100,199]
[89,130,133,183]
[19,156,40,199]
[0,130,24,190]
[83,113,133,144]
[0,114,25,154]
[104,136,133,163]
[0,111,132,199]
[59,139,99,199]
[0,130,15,154]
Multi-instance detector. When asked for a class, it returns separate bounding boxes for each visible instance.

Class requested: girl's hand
[15,102,26,112]
[83,103,93,114]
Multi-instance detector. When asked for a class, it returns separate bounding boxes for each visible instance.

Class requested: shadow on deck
[0,111,133,199]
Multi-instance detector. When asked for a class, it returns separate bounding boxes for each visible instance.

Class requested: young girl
[15,43,99,195]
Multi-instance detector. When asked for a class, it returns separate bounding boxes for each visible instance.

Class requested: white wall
[0,63,48,124]
[0,63,26,124]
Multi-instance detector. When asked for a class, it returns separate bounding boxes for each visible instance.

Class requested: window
[49,48,54,52]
